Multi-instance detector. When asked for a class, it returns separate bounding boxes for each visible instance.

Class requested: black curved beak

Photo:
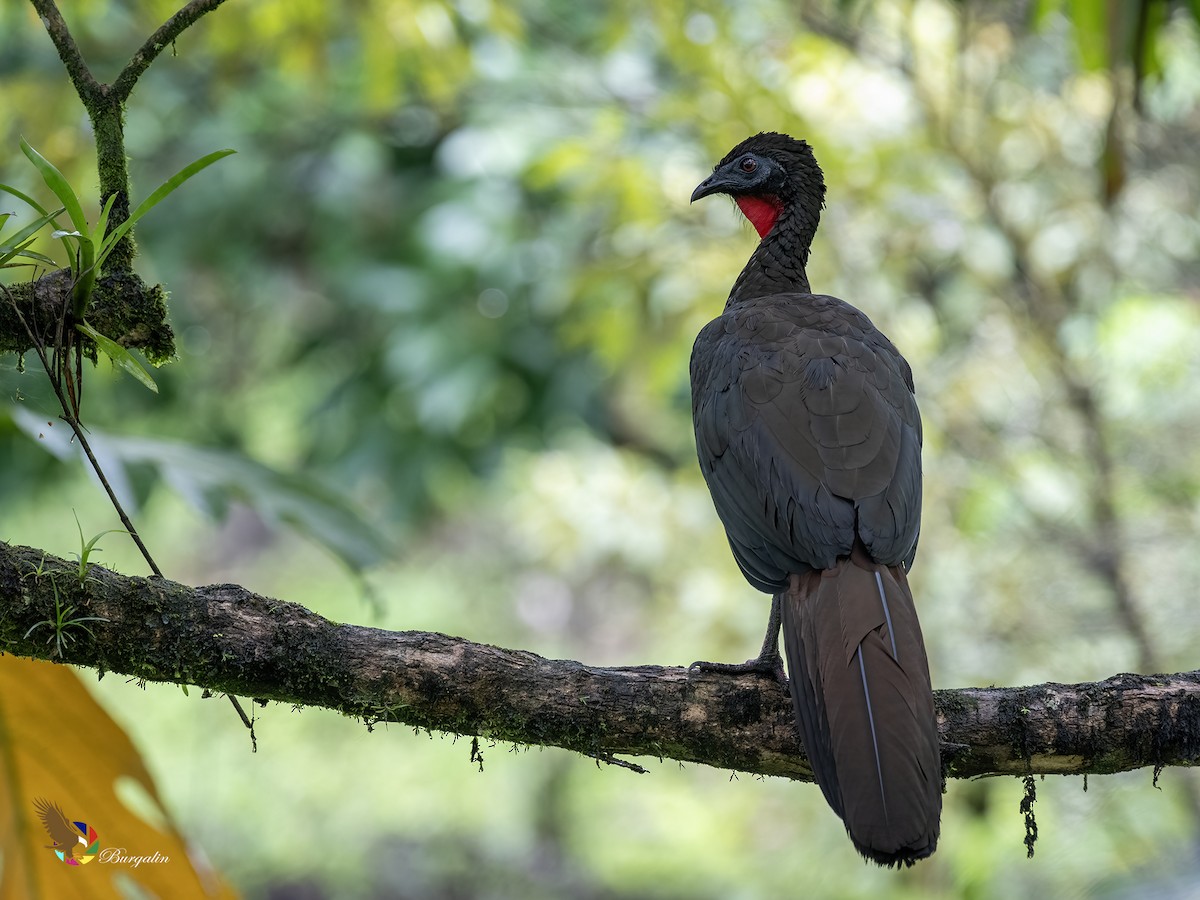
[690,173,724,203]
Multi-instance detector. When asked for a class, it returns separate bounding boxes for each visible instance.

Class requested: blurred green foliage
[3,0,1200,897]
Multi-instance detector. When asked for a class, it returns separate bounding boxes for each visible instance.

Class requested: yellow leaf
[0,657,237,899]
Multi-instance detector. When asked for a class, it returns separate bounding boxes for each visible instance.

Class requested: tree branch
[111,0,231,103]
[0,270,174,362]
[26,0,231,273]
[28,0,100,103]
[2,540,1197,781]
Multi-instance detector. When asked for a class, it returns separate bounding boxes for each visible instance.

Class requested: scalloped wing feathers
[691,293,922,590]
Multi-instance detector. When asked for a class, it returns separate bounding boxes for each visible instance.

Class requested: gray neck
[727,206,817,306]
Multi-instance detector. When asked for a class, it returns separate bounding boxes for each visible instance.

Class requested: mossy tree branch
[110,0,231,104]
[0,271,174,361]
[8,1,224,364]
[26,0,98,101]
[28,0,228,273]
[2,539,1199,781]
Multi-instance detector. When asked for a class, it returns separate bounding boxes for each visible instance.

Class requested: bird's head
[691,132,825,239]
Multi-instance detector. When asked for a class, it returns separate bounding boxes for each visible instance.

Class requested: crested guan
[688,132,942,866]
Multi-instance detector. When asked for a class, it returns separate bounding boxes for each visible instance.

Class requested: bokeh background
[3,0,1200,897]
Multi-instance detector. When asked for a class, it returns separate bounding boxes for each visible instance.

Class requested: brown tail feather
[781,544,941,866]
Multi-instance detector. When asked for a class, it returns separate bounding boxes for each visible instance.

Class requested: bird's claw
[689,653,787,686]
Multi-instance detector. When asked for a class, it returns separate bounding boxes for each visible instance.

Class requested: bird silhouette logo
[33,798,101,866]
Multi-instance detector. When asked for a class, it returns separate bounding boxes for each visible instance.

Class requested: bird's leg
[689,591,787,684]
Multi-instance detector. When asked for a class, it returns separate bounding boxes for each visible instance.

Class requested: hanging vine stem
[5,282,159,576]
[6,281,254,734]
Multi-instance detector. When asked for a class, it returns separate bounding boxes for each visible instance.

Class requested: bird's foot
[689,651,787,686]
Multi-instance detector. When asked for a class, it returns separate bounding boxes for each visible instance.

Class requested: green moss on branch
[1,269,174,363]
[2,540,1199,782]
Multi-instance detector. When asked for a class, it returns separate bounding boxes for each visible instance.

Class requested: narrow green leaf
[0,207,65,267]
[92,192,118,248]
[0,183,53,218]
[15,248,60,265]
[75,322,159,393]
[49,228,98,315]
[96,149,236,268]
[1,246,60,268]
[0,207,65,253]
[20,138,88,234]
[0,238,34,267]
[19,142,94,313]
[0,185,73,262]
[20,140,97,312]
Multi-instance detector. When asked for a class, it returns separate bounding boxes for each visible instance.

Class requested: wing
[691,294,922,592]
[34,797,79,846]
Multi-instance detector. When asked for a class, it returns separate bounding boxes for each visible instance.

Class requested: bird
[34,797,84,860]
[688,132,942,866]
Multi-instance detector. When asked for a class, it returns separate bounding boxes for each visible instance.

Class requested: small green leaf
[0,184,73,262]
[58,229,97,316]
[13,249,59,266]
[0,182,54,218]
[92,192,118,248]
[20,138,88,234]
[0,240,31,267]
[0,207,65,257]
[20,140,97,313]
[0,238,36,267]
[1,245,60,268]
[1,207,65,267]
[97,148,236,268]
[75,322,159,393]
[74,511,129,571]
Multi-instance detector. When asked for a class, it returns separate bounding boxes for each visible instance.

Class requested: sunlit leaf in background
[5,407,390,574]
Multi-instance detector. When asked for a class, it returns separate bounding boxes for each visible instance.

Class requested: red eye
[740,157,757,173]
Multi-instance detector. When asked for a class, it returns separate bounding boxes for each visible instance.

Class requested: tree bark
[0,271,174,362]
[2,539,1198,781]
